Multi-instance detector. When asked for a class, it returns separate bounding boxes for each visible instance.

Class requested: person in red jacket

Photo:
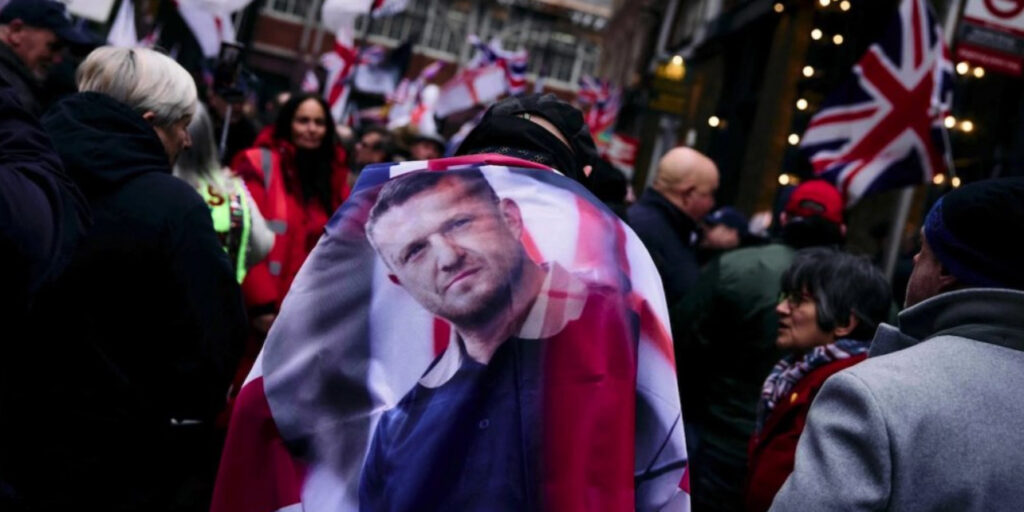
[744,248,890,512]
[231,93,350,369]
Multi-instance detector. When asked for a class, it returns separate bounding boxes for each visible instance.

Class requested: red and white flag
[605,133,640,178]
[434,65,508,118]
[212,155,690,512]
[176,0,253,58]
[320,26,359,121]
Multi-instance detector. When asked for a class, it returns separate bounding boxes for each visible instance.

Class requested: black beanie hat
[454,94,599,183]
[923,177,1024,290]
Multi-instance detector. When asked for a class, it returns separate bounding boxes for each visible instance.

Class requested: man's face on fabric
[370,177,526,325]
[9,23,62,79]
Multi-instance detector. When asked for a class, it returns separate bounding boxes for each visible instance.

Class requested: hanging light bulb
[952,176,962,188]
[774,2,785,13]
[802,65,815,77]
[839,0,851,11]
[932,174,946,185]
[819,0,831,7]
[788,133,801,145]
[943,115,956,129]
[796,98,809,110]
[960,120,974,133]
[833,34,844,45]
[973,66,985,78]
[779,174,792,186]
[811,29,823,40]
[708,116,721,128]
[955,62,970,75]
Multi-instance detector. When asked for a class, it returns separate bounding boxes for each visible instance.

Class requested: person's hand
[252,313,276,334]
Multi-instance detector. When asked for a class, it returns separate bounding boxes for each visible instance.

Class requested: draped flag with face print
[212,155,689,512]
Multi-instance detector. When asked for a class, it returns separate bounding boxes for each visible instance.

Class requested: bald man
[627,147,719,305]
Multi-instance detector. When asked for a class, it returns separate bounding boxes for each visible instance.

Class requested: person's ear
[499,198,524,238]
[937,263,959,292]
[388,274,401,285]
[6,19,24,43]
[141,111,157,125]
[833,313,860,339]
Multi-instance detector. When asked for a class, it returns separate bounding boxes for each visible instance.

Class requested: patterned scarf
[755,338,870,433]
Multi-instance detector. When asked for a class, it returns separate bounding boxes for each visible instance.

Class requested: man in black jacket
[0,0,93,114]
[3,47,246,511]
[628,147,720,306]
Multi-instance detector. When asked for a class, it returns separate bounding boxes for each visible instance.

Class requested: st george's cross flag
[211,155,690,512]
[799,0,954,205]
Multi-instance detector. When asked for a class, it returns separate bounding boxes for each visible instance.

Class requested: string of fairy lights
[704,0,982,190]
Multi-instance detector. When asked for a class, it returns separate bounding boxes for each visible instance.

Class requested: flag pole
[881,0,962,283]
[881,188,914,282]
[338,5,378,127]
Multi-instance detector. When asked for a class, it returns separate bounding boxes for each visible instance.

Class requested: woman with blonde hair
[9,47,247,510]
[174,102,273,282]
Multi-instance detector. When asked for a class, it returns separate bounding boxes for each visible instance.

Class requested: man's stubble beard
[444,249,526,330]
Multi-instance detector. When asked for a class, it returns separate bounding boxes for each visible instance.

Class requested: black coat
[2,93,246,510]
[627,188,702,306]
[0,80,89,319]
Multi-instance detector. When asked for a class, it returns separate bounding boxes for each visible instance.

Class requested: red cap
[784,180,844,224]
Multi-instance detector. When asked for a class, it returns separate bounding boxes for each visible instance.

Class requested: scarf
[755,338,870,433]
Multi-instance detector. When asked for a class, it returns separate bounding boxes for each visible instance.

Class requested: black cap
[0,0,96,46]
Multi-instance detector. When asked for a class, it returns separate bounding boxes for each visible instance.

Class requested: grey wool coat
[770,288,1024,512]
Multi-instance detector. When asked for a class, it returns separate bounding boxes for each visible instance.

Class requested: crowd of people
[2,0,1024,511]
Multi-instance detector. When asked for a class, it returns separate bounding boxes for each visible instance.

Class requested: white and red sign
[957,0,1024,75]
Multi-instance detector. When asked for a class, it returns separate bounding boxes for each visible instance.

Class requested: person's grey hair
[76,46,197,127]
[173,102,220,185]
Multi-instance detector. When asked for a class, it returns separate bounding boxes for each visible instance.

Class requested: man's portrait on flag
[358,169,638,510]
[215,158,688,512]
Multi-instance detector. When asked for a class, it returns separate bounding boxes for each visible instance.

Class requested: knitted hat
[923,177,1024,290]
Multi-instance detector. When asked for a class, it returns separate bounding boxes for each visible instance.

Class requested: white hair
[76,46,197,127]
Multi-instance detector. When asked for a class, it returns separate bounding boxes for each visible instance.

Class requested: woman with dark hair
[744,248,891,512]
[231,92,350,350]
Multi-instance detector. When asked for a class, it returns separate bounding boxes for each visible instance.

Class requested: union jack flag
[578,75,622,149]
[800,0,954,205]
[468,34,529,95]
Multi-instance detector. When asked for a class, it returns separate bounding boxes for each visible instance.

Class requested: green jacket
[671,243,794,461]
